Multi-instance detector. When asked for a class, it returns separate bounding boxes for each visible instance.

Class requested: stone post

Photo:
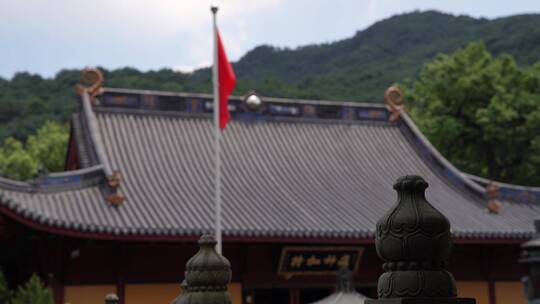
[336,267,354,293]
[520,219,540,304]
[172,235,232,304]
[366,175,475,304]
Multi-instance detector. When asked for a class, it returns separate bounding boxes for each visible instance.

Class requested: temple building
[0,70,539,304]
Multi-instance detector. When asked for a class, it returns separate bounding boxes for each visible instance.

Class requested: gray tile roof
[0,88,538,240]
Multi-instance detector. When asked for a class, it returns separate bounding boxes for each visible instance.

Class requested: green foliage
[11,274,53,304]
[228,11,540,102]
[405,42,540,186]
[0,138,37,181]
[26,121,69,173]
[0,121,68,181]
[0,271,12,304]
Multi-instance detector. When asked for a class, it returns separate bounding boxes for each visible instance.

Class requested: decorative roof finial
[244,90,263,112]
[105,171,124,206]
[76,67,104,104]
[384,86,405,122]
[486,182,502,214]
[211,3,218,14]
[366,176,475,304]
[173,235,232,304]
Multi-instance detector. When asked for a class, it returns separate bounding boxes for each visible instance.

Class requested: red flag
[217,31,236,129]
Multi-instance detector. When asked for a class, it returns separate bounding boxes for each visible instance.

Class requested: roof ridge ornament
[244,90,263,112]
[384,86,406,122]
[105,171,124,206]
[486,182,502,214]
[76,70,125,206]
[76,67,104,105]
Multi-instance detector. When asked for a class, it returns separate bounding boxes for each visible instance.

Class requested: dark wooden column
[52,237,65,304]
[289,288,300,304]
[115,243,125,304]
[366,176,476,304]
[484,248,496,304]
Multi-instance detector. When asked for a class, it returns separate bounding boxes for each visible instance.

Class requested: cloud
[173,60,210,73]
[367,0,378,23]
[0,0,281,76]
[4,0,536,78]
[1,1,278,37]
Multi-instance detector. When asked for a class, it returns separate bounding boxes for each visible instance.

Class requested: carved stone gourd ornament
[368,176,475,304]
[376,175,455,297]
[173,235,232,304]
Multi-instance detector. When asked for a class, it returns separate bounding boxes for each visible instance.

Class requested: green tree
[0,121,69,181]
[405,42,540,186]
[11,274,54,304]
[27,121,69,173]
[0,138,37,181]
[0,271,11,304]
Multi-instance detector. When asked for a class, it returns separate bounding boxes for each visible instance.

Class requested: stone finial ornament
[173,235,232,304]
[384,86,405,122]
[366,176,475,304]
[520,219,540,303]
[104,293,119,304]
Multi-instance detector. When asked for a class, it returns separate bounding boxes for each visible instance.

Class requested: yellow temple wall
[64,285,116,304]
[64,283,242,304]
[495,281,526,304]
[456,281,489,304]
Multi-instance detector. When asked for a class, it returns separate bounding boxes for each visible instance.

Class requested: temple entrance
[252,288,289,304]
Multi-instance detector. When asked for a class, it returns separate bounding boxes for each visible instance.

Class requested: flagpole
[211,4,223,254]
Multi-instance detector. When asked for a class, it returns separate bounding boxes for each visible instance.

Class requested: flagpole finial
[211,3,218,14]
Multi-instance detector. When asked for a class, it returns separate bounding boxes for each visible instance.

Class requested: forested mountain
[2,10,540,143]
[229,11,540,100]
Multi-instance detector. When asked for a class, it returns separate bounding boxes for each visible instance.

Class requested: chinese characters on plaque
[277,247,364,279]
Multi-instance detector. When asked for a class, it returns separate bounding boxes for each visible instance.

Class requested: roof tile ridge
[0,176,33,192]
[0,165,105,193]
[81,90,113,176]
[464,173,540,206]
[464,173,540,193]
[70,112,95,168]
[399,111,486,198]
[101,87,386,109]
[80,88,125,205]
[47,165,105,178]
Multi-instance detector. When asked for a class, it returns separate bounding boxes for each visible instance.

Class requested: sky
[1,0,539,79]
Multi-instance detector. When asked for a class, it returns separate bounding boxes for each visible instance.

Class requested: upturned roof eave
[0,203,531,244]
[398,111,487,198]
